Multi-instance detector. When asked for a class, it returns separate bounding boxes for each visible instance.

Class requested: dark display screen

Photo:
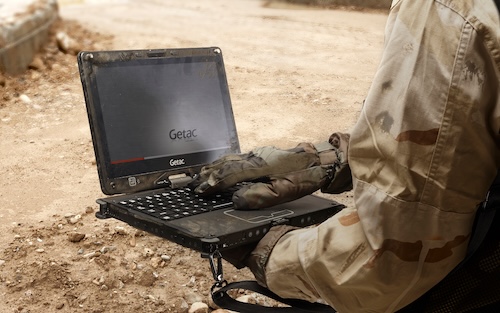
[89,54,237,178]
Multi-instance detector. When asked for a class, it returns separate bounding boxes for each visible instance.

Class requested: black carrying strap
[460,171,499,266]
[398,171,500,312]
[212,280,336,313]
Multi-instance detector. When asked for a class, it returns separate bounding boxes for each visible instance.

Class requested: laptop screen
[79,48,240,194]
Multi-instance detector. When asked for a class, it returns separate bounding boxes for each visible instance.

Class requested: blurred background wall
[278,0,392,10]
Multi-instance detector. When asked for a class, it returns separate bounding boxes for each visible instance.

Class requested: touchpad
[223,209,294,224]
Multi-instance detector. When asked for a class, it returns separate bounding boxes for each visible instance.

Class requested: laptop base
[96,191,344,253]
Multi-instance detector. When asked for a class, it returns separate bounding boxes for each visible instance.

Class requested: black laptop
[78,47,344,253]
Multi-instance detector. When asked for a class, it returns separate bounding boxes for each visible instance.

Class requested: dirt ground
[0,0,388,312]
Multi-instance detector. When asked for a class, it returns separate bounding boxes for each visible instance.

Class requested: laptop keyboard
[117,187,234,221]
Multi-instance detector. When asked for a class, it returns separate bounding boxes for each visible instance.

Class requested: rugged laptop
[78,47,344,253]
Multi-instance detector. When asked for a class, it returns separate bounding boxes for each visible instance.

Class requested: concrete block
[0,0,59,75]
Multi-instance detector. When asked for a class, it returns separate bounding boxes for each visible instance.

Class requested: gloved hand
[192,132,351,210]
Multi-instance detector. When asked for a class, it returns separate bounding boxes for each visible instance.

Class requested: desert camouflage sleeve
[259,1,500,312]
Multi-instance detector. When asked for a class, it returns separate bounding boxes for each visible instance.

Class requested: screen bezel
[78,47,240,195]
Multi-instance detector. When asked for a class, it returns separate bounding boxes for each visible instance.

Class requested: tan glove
[192,132,351,210]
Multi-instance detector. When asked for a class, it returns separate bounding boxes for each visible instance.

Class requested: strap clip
[201,249,228,292]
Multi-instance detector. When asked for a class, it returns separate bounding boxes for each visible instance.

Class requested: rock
[100,246,116,254]
[136,269,156,287]
[83,251,98,258]
[236,294,257,304]
[92,275,105,286]
[68,214,81,224]
[171,297,189,313]
[143,247,154,257]
[114,226,128,235]
[194,269,206,277]
[184,291,204,304]
[184,276,196,287]
[129,236,136,247]
[28,56,45,71]
[188,302,208,313]
[19,94,32,104]
[30,69,41,80]
[150,256,161,268]
[56,31,80,55]
[67,232,85,242]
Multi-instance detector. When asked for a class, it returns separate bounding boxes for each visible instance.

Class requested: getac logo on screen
[170,158,186,167]
[169,128,197,140]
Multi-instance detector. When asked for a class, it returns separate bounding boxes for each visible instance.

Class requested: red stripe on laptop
[111,157,144,164]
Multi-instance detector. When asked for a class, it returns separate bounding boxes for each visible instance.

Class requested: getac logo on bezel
[169,158,186,167]
[169,128,197,140]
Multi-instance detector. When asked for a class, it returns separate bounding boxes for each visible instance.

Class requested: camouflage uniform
[253,1,500,312]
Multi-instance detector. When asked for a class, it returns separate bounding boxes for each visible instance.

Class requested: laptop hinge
[95,199,110,219]
[169,174,193,189]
